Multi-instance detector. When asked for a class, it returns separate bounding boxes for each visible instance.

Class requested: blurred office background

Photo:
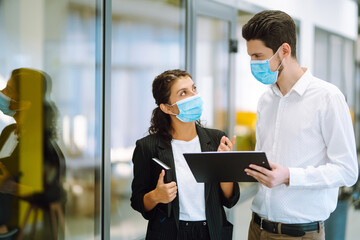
[0,0,359,239]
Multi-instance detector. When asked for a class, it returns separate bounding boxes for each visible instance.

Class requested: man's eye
[180,91,185,96]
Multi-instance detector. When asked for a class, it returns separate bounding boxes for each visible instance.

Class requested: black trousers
[179,220,210,240]
[0,194,12,225]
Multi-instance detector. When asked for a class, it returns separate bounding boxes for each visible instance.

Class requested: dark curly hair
[149,69,192,145]
[10,68,59,140]
[242,10,297,58]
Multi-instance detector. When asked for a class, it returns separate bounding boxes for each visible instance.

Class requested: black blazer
[0,124,66,227]
[131,125,240,240]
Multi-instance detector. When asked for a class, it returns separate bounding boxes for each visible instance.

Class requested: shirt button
[186,222,188,226]
[203,222,206,226]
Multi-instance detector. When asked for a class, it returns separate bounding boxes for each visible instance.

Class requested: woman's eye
[180,91,185,96]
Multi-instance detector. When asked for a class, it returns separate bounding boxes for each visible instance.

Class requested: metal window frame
[186,0,237,137]
[95,0,111,239]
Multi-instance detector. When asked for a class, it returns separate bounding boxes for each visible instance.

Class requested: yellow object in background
[235,111,257,151]
[236,111,257,130]
[18,71,44,224]
[350,108,354,125]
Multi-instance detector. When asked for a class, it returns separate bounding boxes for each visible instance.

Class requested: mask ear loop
[269,46,284,72]
[166,103,178,116]
[269,46,282,61]
[277,58,285,71]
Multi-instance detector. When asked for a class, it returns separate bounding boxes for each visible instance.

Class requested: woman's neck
[171,119,197,141]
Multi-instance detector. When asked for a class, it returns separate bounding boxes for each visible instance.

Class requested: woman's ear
[160,103,172,115]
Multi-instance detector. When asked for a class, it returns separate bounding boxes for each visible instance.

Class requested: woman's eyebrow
[176,87,187,94]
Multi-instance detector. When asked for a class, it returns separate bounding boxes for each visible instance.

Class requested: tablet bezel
[183,151,270,182]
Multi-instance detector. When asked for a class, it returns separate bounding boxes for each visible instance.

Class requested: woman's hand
[0,162,18,195]
[153,170,177,204]
[0,162,11,187]
[143,170,177,212]
[217,136,236,152]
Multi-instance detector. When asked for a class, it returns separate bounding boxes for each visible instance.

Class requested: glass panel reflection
[0,1,101,239]
[196,16,229,132]
[110,0,183,239]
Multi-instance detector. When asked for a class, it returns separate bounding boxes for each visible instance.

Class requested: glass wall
[314,28,356,120]
[0,0,102,239]
[196,16,229,131]
[109,0,184,239]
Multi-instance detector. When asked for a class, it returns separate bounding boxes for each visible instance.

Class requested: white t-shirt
[171,136,206,221]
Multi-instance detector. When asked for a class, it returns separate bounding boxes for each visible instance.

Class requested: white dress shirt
[252,69,358,223]
[172,136,206,221]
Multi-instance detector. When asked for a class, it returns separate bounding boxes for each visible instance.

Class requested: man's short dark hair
[242,10,297,58]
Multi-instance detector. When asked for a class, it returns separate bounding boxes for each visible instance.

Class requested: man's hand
[244,161,289,188]
[217,136,236,152]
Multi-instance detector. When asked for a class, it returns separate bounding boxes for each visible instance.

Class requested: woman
[131,69,240,240]
[0,68,65,239]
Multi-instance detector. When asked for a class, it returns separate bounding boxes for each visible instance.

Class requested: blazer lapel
[196,125,215,203]
[157,140,176,177]
[155,126,218,229]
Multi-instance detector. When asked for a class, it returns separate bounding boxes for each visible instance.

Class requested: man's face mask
[168,94,203,122]
[250,47,284,85]
[0,92,16,117]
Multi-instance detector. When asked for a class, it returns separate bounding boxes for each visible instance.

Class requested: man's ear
[281,43,291,58]
[160,103,171,115]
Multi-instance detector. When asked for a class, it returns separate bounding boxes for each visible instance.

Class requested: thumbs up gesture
[0,162,11,187]
[154,170,177,204]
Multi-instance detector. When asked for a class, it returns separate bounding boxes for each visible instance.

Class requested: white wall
[215,0,358,70]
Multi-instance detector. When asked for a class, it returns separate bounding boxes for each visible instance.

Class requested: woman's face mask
[0,92,16,117]
[250,47,284,85]
[168,94,203,122]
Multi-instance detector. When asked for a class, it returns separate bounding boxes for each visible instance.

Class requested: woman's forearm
[220,182,234,199]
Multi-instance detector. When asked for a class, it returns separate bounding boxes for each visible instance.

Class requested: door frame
[186,0,237,137]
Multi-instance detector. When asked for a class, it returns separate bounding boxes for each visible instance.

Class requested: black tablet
[183,151,271,182]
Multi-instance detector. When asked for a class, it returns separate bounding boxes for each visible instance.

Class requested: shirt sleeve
[289,92,358,188]
[255,99,262,152]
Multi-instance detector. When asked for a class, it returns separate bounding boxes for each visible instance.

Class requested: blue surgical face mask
[250,47,284,85]
[0,92,16,117]
[169,94,203,122]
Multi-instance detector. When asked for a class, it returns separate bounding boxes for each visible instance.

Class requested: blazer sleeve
[219,182,240,208]
[214,130,240,208]
[130,139,157,220]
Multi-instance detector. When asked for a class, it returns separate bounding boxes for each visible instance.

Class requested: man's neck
[276,60,305,96]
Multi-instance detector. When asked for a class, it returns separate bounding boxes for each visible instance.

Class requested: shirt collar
[270,68,312,97]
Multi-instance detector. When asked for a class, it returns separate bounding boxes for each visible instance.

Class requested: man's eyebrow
[251,52,263,56]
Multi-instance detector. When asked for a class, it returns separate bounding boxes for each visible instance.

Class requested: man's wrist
[284,167,290,186]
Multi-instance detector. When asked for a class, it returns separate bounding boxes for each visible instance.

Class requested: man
[242,10,358,240]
